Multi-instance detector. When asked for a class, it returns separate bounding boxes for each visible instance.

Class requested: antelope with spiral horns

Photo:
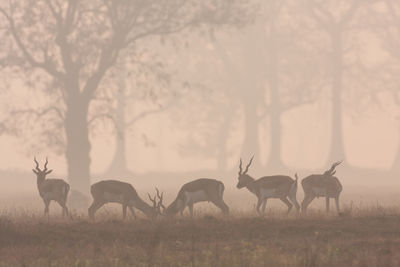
[32,157,70,217]
[301,161,343,214]
[88,180,163,220]
[236,156,300,215]
[164,178,229,217]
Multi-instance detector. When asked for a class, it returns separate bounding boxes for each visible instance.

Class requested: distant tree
[171,1,327,172]
[303,0,367,164]
[361,0,400,171]
[212,0,322,170]
[105,54,179,176]
[0,0,252,194]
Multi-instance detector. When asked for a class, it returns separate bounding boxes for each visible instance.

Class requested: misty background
[0,0,399,211]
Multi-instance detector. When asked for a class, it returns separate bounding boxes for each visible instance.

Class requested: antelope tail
[64,183,70,200]
[219,181,225,197]
[290,174,299,196]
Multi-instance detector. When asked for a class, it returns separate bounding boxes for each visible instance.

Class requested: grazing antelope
[301,161,343,214]
[88,180,163,220]
[165,178,229,217]
[32,157,70,217]
[236,157,300,215]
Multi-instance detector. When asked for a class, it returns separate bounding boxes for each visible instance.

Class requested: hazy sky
[0,0,399,176]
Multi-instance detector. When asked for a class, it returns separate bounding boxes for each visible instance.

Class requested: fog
[0,0,399,211]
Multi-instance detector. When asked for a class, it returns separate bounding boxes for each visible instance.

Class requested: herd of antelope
[32,156,343,220]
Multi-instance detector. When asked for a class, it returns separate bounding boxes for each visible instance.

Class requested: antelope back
[91,180,138,201]
[165,178,224,216]
[302,175,342,196]
[38,179,69,201]
[254,175,296,196]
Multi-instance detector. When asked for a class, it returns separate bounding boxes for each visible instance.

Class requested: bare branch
[88,112,116,127]
[126,101,176,127]
[0,7,64,79]
[11,106,65,121]
[340,0,361,27]
[82,42,121,100]
[44,0,62,24]
[307,0,334,30]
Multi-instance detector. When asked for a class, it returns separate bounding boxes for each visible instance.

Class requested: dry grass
[1,206,400,267]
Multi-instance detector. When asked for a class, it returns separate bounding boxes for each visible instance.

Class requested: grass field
[1,170,400,267]
[1,207,400,267]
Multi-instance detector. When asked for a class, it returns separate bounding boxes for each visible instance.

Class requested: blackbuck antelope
[165,178,229,217]
[32,158,70,217]
[236,157,300,215]
[88,180,163,220]
[301,161,343,214]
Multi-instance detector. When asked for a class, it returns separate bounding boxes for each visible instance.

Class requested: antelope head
[148,188,165,218]
[323,160,343,176]
[32,157,53,183]
[236,156,255,189]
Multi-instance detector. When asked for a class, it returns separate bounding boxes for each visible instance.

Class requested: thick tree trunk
[65,97,91,196]
[328,28,346,163]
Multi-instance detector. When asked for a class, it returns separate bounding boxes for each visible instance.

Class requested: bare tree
[0,0,252,194]
[211,1,322,169]
[304,0,365,163]
[365,0,400,171]
[105,53,178,176]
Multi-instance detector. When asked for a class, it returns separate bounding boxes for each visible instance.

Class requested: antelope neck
[244,176,257,194]
[134,197,154,216]
[37,175,46,189]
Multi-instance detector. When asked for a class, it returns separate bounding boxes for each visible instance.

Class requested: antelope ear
[32,169,38,174]
[46,169,53,175]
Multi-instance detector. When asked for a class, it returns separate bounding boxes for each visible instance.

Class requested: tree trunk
[106,67,131,176]
[65,96,91,196]
[265,25,284,170]
[391,124,400,171]
[328,28,346,163]
[241,98,261,167]
[216,103,235,171]
[268,85,284,170]
[392,147,400,171]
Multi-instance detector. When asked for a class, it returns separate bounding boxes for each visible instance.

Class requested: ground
[1,208,400,267]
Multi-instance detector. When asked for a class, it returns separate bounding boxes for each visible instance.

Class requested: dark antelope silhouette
[32,157,70,217]
[165,178,229,217]
[301,161,343,214]
[236,156,300,215]
[88,180,163,220]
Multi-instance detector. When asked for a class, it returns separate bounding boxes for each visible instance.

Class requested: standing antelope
[301,161,343,214]
[32,157,70,217]
[236,157,300,215]
[88,180,163,220]
[165,178,229,217]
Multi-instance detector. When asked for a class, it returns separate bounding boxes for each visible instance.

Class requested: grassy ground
[1,208,400,267]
